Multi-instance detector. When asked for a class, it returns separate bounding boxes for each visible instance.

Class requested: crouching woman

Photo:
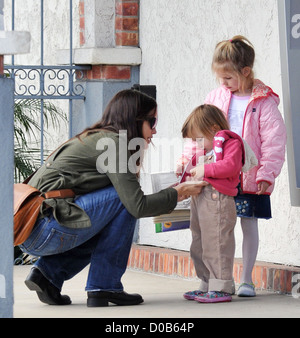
[20,89,204,307]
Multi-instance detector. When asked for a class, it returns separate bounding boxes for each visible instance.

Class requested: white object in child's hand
[184,180,208,185]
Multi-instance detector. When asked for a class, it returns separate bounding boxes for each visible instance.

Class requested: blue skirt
[234,190,272,219]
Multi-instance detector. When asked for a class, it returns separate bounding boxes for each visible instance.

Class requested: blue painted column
[0,76,14,318]
[0,0,30,315]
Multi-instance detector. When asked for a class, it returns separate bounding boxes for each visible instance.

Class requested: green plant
[13,99,67,264]
[14,99,67,182]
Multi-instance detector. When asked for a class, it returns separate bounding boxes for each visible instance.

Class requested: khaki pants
[190,185,236,293]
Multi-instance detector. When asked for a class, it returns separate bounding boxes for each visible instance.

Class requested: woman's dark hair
[77,89,157,141]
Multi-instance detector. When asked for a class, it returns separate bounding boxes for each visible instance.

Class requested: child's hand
[190,165,204,181]
[175,163,184,177]
[256,181,270,195]
[175,157,190,177]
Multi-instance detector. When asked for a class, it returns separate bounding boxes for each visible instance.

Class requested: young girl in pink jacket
[182,104,245,303]
[179,36,286,297]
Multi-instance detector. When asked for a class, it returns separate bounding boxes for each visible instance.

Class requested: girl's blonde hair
[182,104,230,139]
[212,35,255,92]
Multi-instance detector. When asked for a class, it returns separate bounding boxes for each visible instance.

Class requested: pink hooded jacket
[204,79,286,195]
[180,130,245,196]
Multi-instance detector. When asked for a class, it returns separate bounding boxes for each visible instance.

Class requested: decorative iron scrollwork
[4,65,90,99]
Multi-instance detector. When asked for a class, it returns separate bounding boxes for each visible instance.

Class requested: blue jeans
[20,186,137,292]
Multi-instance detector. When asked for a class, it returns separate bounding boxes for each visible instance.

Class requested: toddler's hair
[212,35,255,91]
[182,104,230,139]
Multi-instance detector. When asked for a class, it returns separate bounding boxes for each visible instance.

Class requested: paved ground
[14,265,300,318]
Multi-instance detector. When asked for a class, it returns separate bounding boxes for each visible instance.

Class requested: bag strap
[44,189,75,199]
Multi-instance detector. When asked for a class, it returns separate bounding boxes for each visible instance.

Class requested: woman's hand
[173,181,208,201]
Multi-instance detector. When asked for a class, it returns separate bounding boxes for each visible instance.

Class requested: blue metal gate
[4,0,90,162]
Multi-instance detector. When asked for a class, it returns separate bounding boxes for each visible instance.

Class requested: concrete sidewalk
[13,265,300,318]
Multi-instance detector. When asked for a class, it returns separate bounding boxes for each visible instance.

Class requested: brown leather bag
[14,183,75,246]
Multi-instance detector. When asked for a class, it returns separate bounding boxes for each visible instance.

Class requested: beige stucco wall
[3,0,300,266]
[138,0,300,267]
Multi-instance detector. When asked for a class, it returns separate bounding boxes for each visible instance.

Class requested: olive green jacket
[29,131,177,228]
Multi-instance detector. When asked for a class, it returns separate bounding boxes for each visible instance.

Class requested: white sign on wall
[0,275,5,298]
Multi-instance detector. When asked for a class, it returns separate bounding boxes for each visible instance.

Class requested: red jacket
[182,130,245,196]
[204,130,245,196]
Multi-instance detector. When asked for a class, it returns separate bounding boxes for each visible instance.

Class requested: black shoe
[87,291,144,307]
[25,267,71,305]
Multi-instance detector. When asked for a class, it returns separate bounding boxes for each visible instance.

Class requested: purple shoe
[183,290,206,300]
[195,291,232,303]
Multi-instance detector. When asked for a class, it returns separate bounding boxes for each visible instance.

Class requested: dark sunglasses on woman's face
[148,117,158,129]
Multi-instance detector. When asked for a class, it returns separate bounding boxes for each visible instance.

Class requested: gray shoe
[237,283,256,297]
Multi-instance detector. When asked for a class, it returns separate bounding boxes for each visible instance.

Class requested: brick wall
[79,65,131,81]
[115,0,139,46]
[78,0,139,81]
[128,244,300,295]
[79,0,85,46]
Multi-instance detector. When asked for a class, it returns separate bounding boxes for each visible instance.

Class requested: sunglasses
[148,116,158,129]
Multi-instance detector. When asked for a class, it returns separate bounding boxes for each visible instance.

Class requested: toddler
[181,104,245,303]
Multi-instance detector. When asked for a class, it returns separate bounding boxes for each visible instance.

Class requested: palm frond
[14,99,67,182]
